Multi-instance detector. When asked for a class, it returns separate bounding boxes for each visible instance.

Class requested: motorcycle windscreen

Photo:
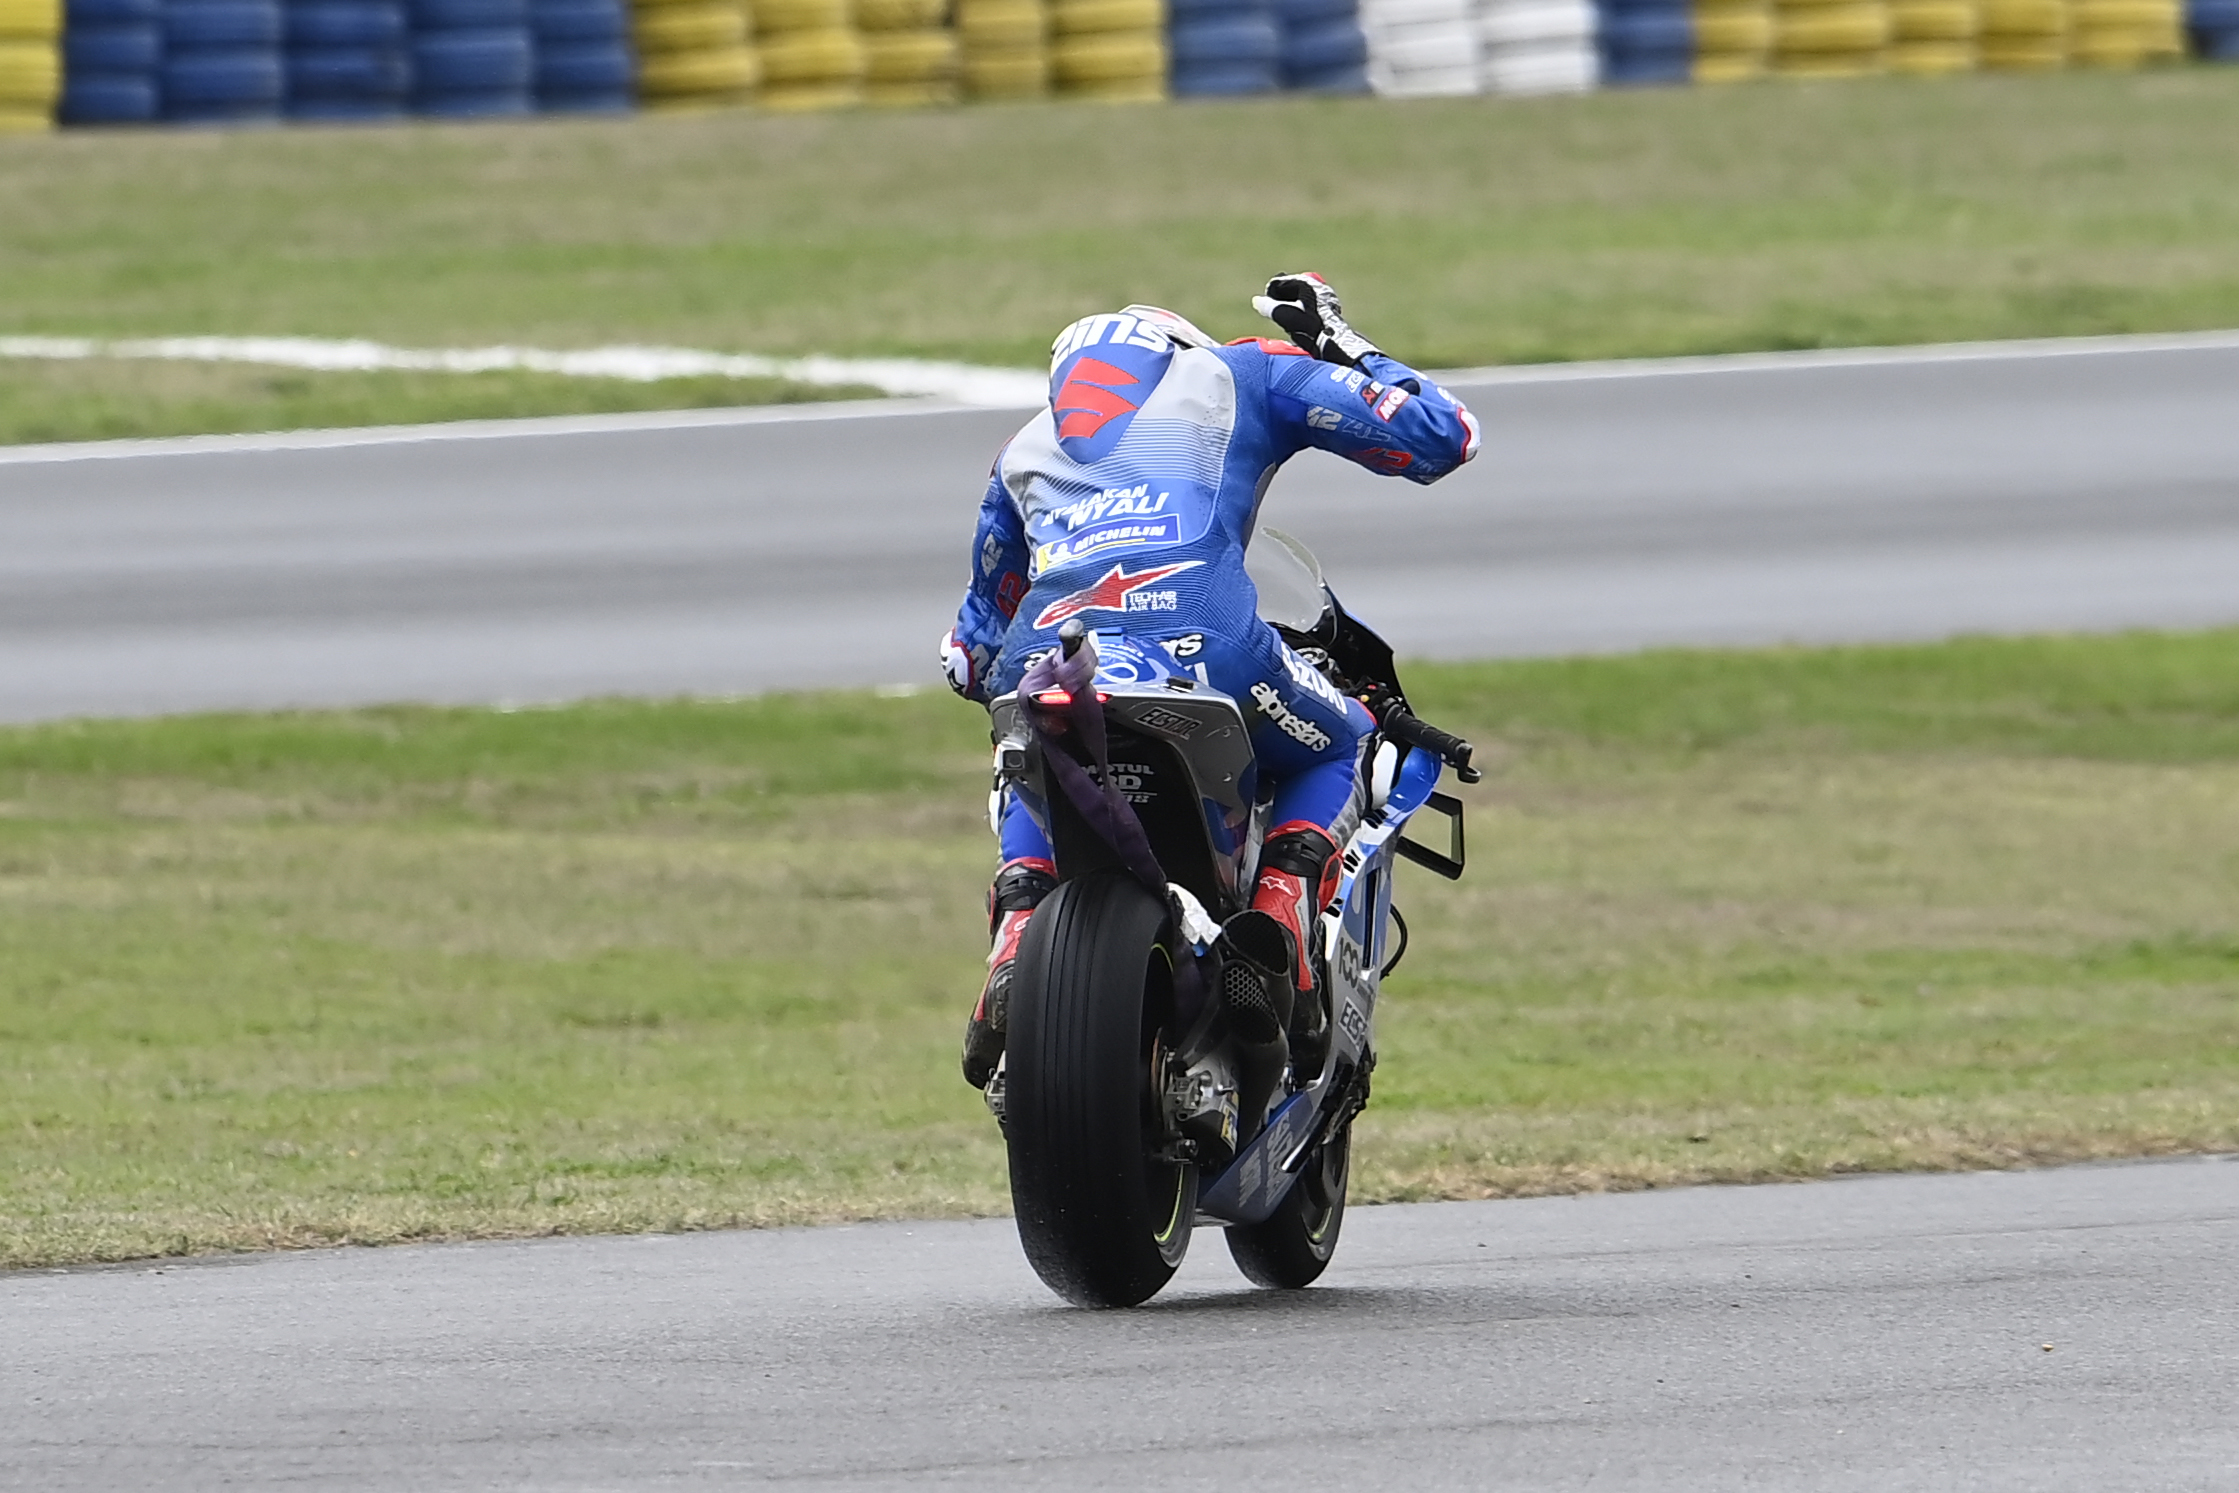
[1243,526,1332,633]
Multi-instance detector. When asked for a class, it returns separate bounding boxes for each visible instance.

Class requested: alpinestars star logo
[1032,560,1203,629]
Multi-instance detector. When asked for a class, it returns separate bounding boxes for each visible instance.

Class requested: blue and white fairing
[1192,743,1445,1225]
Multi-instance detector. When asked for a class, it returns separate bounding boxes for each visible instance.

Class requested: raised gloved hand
[940,628,989,701]
[1252,272,1383,368]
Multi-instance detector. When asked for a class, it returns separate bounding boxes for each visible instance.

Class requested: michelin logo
[1034,514,1181,572]
[1250,682,1334,752]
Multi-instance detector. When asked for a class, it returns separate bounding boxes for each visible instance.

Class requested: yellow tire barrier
[858,0,946,24]
[1774,49,1884,69]
[0,0,59,39]
[958,0,1046,44]
[1776,1,1891,49]
[634,0,750,49]
[867,77,960,100]
[865,25,958,76]
[0,37,58,105]
[1978,0,2060,29]
[1889,35,1974,65]
[961,46,1048,93]
[1978,34,2062,61]
[762,25,868,77]
[1051,0,1160,31]
[958,0,1046,97]
[1693,50,1769,78]
[762,79,866,103]
[1052,29,1161,78]
[637,41,762,93]
[2069,0,2167,23]
[1890,0,1973,36]
[755,0,850,27]
[2066,0,2179,64]
[1065,74,1162,98]
[1696,4,1774,51]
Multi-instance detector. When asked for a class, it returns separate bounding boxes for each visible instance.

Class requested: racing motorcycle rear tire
[1005,870,1197,1308]
[1226,1119,1350,1289]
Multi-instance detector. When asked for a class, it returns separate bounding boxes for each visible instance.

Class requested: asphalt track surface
[5,334,2239,721]
[6,1156,2236,1491]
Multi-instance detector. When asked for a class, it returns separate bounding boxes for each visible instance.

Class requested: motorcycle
[980,529,1480,1307]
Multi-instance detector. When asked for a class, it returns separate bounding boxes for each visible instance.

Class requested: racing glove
[940,628,989,701]
[1252,272,1383,369]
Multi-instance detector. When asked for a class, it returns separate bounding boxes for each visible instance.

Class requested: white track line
[1431,326,2239,387]
[0,335,1049,408]
[0,397,990,467]
[5,327,2238,466]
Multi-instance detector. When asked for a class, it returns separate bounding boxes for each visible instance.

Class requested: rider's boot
[961,856,1057,1090]
[1223,822,1339,1069]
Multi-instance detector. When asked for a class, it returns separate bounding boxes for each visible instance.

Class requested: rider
[941,274,1482,1090]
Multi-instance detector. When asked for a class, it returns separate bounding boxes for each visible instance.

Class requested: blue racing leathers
[948,314,1481,861]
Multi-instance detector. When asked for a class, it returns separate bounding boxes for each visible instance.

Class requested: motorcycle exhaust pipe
[1215,926,1295,1144]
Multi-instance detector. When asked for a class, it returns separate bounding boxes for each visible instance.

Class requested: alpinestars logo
[1250,682,1334,752]
[1033,560,1203,629]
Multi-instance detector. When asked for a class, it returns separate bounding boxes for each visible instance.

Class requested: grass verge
[5,70,2239,441]
[3,629,2237,1269]
[0,359,876,445]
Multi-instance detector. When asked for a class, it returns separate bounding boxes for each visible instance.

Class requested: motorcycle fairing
[1193,746,1444,1226]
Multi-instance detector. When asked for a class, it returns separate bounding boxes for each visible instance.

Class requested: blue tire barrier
[408,0,528,26]
[1281,14,1366,70]
[64,22,161,70]
[286,1,408,47]
[59,72,161,121]
[1172,14,1283,62]
[535,39,630,91]
[530,0,626,41]
[537,85,630,109]
[1170,59,1281,89]
[287,44,411,93]
[411,27,531,88]
[1596,0,1687,82]
[286,92,407,114]
[2191,0,2239,51]
[161,50,287,115]
[1274,0,1356,22]
[413,85,531,111]
[165,0,285,48]
[65,0,159,23]
[1287,57,1367,87]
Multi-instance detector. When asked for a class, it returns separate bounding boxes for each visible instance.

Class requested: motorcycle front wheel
[1005,870,1197,1307]
[1226,1119,1350,1289]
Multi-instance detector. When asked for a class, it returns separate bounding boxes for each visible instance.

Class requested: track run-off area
[3,330,2239,722]
[5,332,2239,1488]
[6,1158,2237,1490]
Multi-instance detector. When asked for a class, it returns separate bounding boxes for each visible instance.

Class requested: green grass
[0,359,877,445]
[5,630,2238,1269]
[6,69,2239,441]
